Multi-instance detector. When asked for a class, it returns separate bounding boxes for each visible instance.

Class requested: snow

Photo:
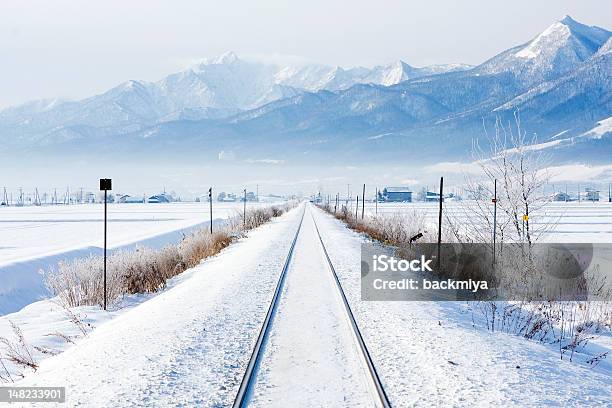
[8,205,305,406]
[1,203,610,406]
[310,207,612,406]
[516,21,571,59]
[248,209,376,406]
[581,116,612,139]
[359,201,612,243]
[0,202,279,315]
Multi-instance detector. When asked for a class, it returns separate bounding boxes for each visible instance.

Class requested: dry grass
[0,322,38,378]
[45,203,295,308]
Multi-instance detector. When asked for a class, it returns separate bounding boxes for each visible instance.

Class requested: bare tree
[465,110,552,246]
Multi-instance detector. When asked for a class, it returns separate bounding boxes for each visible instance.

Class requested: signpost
[209,187,213,234]
[99,178,112,311]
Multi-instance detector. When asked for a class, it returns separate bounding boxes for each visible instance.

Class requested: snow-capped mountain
[476,15,610,85]
[0,16,609,166]
[0,52,472,147]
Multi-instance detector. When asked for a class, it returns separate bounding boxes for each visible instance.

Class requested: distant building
[380,187,412,202]
[552,192,570,202]
[148,193,172,203]
[585,188,600,202]
[425,191,443,202]
[118,194,145,204]
[240,191,258,202]
[217,192,237,202]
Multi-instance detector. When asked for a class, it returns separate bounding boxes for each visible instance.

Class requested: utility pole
[361,184,365,219]
[437,177,443,269]
[346,184,350,207]
[375,188,378,215]
[209,187,213,234]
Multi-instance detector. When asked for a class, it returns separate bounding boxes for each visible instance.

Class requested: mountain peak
[512,15,610,61]
[559,14,577,26]
[202,51,240,65]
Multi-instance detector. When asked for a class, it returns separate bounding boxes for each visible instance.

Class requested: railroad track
[232,203,391,407]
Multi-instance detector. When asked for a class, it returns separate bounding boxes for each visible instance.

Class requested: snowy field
[313,209,612,406]
[0,201,282,315]
[349,201,612,243]
[2,204,609,407]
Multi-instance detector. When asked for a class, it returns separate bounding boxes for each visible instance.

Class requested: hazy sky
[1,0,610,108]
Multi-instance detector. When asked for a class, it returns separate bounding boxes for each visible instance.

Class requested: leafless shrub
[0,358,13,383]
[0,322,38,376]
[45,202,296,308]
[45,332,76,345]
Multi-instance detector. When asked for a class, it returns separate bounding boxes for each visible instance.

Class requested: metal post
[243,189,247,229]
[209,187,213,234]
[437,177,443,269]
[103,189,107,311]
[492,179,497,267]
[361,184,365,219]
[355,195,359,219]
[375,188,378,215]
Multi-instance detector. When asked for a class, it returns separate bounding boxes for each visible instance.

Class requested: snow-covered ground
[0,202,279,315]
[355,201,612,242]
[1,203,610,406]
[5,205,305,406]
[248,209,377,407]
[310,206,612,406]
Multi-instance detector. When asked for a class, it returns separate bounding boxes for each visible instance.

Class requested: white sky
[1,0,610,108]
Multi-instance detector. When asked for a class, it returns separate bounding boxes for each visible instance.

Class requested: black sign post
[209,187,213,234]
[99,178,112,311]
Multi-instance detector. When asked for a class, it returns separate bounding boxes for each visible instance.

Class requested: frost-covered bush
[46,202,296,308]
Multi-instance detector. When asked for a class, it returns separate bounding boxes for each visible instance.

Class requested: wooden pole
[437,177,443,269]
[243,189,247,229]
[492,179,497,267]
[361,184,365,219]
[375,188,378,215]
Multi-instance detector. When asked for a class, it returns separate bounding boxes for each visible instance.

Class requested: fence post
[437,177,443,269]
[355,195,359,219]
